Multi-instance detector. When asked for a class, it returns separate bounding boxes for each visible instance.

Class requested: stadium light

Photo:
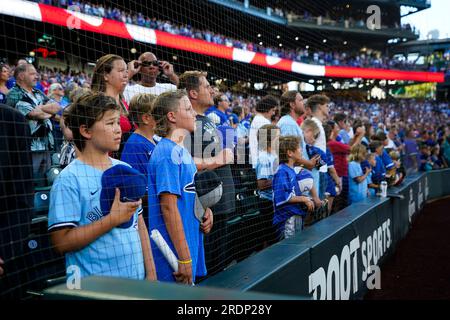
[343,41,348,45]
[130,48,137,54]
[306,45,310,49]
[259,42,263,45]
[257,33,261,37]
[295,37,299,41]
[29,51,35,57]
[276,35,280,39]
[323,39,327,43]
[279,43,283,47]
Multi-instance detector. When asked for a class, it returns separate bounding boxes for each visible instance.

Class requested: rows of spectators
[29,0,448,72]
[1,49,449,298]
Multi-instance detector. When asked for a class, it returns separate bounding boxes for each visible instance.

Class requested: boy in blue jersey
[255,124,280,246]
[369,141,387,185]
[121,93,159,177]
[366,153,379,196]
[48,92,156,280]
[272,136,315,240]
[147,90,213,284]
[373,131,396,182]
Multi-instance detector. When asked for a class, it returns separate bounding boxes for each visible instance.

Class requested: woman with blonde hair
[348,144,372,204]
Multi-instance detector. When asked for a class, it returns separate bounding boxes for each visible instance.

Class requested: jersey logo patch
[183,181,196,194]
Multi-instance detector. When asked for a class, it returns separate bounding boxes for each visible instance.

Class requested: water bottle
[380,181,388,198]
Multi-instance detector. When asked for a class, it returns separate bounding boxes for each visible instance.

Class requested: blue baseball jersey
[372,155,386,184]
[296,167,314,195]
[381,150,395,170]
[208,108,231,126]
[147,138,206,282]
[121,133,159,177]
[217,125,237,150]
[277,115,309,161]
[255,151,278,201]
[348,161,368,204]
[273,164,305,227]
[48,158,145,280]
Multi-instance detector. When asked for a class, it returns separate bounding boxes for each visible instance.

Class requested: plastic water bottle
[380,181,388,198]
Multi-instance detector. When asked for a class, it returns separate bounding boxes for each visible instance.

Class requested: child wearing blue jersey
[272,136,315,240]
[121,94,160,223]
[255,124,280,246]
[147,90,213,284]
[369,141,387,185]
[121,93,159,176]
[348,144,372,204]
[48,92,156,280]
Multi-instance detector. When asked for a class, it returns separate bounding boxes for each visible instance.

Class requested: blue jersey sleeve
[367,172,373,185]
[273,169,295,207]
[121,142,149,176]
[154,148,182,197]
[382,150,395,170]
[48,172,81,230]
[326,149,334,167]
[348,161,363,180]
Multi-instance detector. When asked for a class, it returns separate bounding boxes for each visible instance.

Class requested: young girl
[348,144,372,204]
[121,93,158,176]
[147,90,213,284]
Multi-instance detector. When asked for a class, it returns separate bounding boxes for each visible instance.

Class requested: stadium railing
[199,169,450,300]
[41,169,450,300]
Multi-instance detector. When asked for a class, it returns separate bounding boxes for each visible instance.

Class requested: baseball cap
[100,164,147,229]
[194,170,223,222]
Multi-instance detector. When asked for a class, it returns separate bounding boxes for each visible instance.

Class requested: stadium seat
[224,216,243,264]
[51,153,61,166]
[33,188,51,215]
[45,166,61,186]
[23,232,66,298]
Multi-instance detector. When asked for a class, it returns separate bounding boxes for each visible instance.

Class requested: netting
[0,0,449,299]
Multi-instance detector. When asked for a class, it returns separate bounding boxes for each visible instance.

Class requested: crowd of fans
[29,0,449,72]
[0,49,449,299]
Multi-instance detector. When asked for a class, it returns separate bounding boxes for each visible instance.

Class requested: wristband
[178,259,192,264]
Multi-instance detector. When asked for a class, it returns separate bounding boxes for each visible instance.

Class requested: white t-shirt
[385,138,397,150]
[311,117,327,173]
[123,82,177,104]
[249,114,271,168]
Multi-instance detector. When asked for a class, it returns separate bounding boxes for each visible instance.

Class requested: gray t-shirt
[186,115,235,216]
